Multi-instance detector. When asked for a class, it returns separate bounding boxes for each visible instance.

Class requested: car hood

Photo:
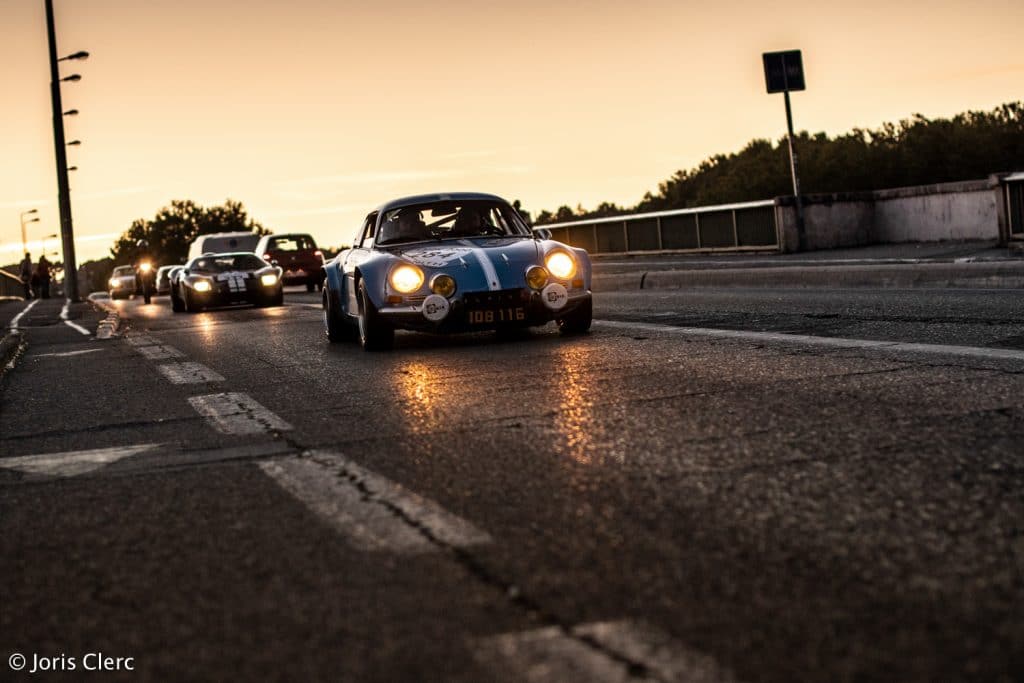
[391,238,542,291]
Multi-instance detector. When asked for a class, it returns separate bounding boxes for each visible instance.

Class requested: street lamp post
[19,209,40,256]
[44,0,88,301]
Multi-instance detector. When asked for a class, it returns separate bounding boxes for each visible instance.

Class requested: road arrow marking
[0,444,160,478]
[259,451,492,553]
[475,620,738,683]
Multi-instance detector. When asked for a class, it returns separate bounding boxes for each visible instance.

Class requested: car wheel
[273,289,284,307]
[171,290,184,312]
[557,297,592,335]
[306,280,316,293]
[183,286,202,313]
[357,280,393,351]
[323,284,351,343]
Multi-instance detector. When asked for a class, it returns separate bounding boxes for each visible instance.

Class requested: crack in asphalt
[270,435,661,681]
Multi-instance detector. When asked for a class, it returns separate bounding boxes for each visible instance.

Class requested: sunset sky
[2,0,1022,264]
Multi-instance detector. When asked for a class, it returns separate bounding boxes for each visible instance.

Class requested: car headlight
[390,264,424,294]
[108,279,117,287]
[260,273,279,287]
[139,261,153,273]
[545,251,576,280]
[526,266,548,290]
[193,280,212,293]
[430,274,456,297]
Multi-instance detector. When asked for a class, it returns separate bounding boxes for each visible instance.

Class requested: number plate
[467,307,526,325]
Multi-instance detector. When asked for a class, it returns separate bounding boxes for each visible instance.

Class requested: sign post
[763,49,807,250]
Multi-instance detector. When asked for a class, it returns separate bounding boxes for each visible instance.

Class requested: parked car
[171,252,283,313]
[322,192,592,350]
[108,265,137,300]
[186,232,261,262]
[255,233,325,291]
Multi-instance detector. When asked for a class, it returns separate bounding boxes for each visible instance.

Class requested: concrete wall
[777,177,1005,252]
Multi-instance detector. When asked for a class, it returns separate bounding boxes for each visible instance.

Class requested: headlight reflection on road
[554,345,599,465]
[394,362,443,435]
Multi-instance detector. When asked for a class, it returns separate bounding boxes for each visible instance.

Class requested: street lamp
[66,140,81,146]
[45,0,87,301]
[20,209,40,256]
[63,109,78,116]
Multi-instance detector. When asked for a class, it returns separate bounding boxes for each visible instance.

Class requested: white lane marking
[136,344,185,360]
[8,299,39,330]
[259,451,491,553]
[35,348,104,359]
[476,620,738,683]
[125,335,159,346]
[156,362,225,384]
[460,240,502,290]
[597,320,1024,362]
[58,298,90,335]
[0,444,160,478]
[188,392,292,435]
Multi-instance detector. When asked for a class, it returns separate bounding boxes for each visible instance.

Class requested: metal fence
[0,268,25,299]
[534,200,779,254]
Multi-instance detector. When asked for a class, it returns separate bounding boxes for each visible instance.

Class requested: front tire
[557,297,592,335]
[357,281,393,351]
[171,290,184,312]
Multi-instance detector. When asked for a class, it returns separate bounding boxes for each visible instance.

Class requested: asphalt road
[1,287,1023,682]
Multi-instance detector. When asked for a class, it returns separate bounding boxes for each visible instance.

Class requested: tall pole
[45,0,80,301]
[783,89,806,251]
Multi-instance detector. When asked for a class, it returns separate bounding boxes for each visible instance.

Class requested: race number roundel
[541,283,568,310]
[422,294,451,322]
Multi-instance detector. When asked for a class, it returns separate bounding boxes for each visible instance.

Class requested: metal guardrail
[534,200,779,254]
[1005,172,1024,239]
[0,268,25,299]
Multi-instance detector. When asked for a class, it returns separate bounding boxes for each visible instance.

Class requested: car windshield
[376,200,531,245]
[267,236,315,251]
[113,266,135,276]
[190,254,267,274]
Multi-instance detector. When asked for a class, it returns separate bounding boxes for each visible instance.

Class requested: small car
[171,252,283,313]
[322,192,592,350]
[108,265,137,300]
[255,233,325,291]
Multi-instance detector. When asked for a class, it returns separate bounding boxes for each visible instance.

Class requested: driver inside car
[393,210,427,242]
[451,207,491,237]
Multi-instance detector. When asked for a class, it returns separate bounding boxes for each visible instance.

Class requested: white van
[187,232,261,261]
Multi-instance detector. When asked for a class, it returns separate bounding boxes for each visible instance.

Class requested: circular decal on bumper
[422,294,451,322]
[541,283,569,310]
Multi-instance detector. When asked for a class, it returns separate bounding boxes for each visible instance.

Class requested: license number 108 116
[468,307,525,324]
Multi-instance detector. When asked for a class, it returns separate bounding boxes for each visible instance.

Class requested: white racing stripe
[188,392,292,435]
[460,240,502,291]
[60,299,91,336]
[259,451,492,553]
[597,320,1024,362]
[476,620,738,683]
[125,335,159,347]
[0,444,160,478]
[157,362,225,384]
[136,344,185,360]
[8,299,39,330]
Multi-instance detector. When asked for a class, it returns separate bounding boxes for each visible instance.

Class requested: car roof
[375,192,508,213]
[188,251,262,262]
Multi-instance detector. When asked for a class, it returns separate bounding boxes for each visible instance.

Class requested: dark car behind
[255,233,324,291]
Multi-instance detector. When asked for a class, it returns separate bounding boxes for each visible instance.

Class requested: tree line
[533,101,1024,224]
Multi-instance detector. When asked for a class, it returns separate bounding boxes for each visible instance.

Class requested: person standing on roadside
[36,255,52,299]
[19,252,34,299]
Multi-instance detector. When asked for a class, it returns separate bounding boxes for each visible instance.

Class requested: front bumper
[377,287,591,333]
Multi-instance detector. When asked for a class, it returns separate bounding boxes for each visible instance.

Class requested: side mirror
[270,259,279,266]
[534,228,552,240]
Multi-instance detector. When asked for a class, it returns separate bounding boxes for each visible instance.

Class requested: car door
[342,212,377,312]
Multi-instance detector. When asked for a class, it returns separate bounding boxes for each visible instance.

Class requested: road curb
[89,300,122,339]
[593,262,1024,291]
[0,330,26,375]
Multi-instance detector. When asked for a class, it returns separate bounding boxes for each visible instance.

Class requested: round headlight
[108,279,117,287]
[545,251,576,280]
[260,273,279,287]
[139,262,152,273]
[193,280,212,292]
[390,264,424,294]
[430,274,456,297]
[526,266,548,290]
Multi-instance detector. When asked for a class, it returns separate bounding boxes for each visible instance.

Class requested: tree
[110,199,270,266]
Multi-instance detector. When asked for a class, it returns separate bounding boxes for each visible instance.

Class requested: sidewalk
[591,241,1024,290]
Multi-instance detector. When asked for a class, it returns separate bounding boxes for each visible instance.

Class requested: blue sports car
[322,192,593,350]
